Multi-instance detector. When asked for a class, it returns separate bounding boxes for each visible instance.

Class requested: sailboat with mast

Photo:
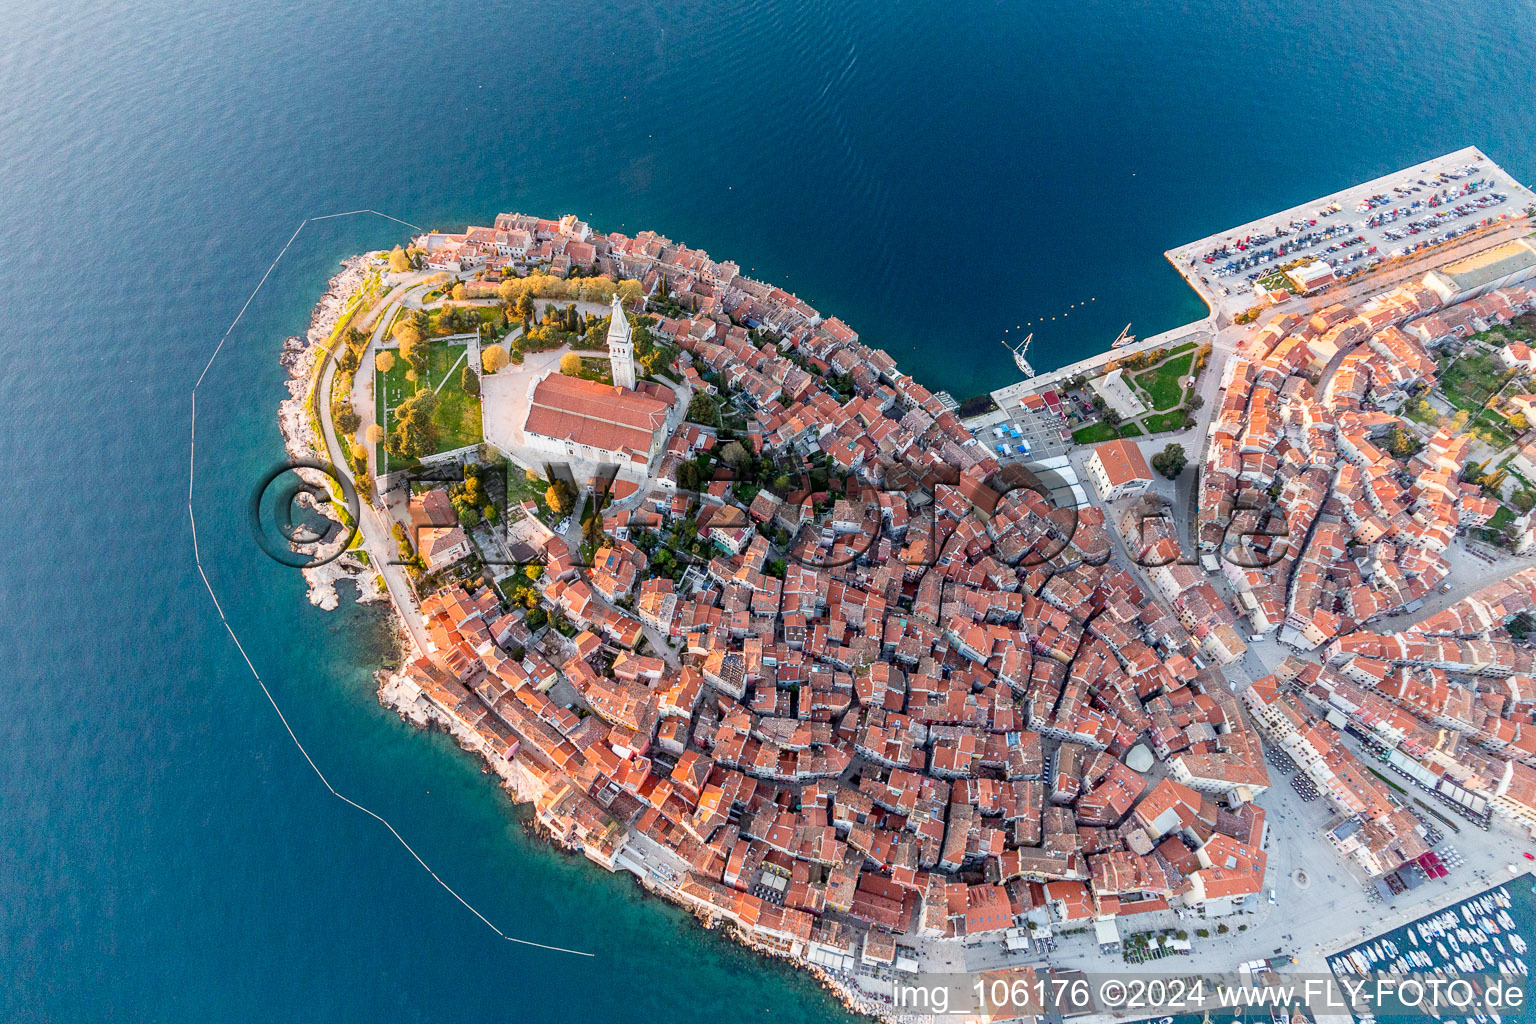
[1002,332,1036,378]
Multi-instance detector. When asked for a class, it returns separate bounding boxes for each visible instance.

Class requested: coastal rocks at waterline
[377,670,542,805]
[274,256,377,613]
[302,556,386,611]
[276,254,368,466]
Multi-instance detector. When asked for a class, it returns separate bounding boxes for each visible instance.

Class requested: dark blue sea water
[3,0,1536,1020]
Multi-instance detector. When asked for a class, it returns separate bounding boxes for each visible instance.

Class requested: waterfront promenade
[990,320,1213,409]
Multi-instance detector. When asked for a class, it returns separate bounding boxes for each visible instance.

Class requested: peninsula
[280,149,1536,1021]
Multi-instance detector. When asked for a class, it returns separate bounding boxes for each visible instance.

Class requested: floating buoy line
[188,209,594,959]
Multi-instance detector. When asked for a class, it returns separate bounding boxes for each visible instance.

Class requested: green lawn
[1402,398,1439,427]
[1072,422,1121,444]
[1467,313,1536,349]
[1440,352,1515,413]
[1119,423,1143,437]
[572,356,613,386]
[375,341,483,473]
[1143,409,1191,433]
[1472,408,1517,449]
[1133,352,1195,410]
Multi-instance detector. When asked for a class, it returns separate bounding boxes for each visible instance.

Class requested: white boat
[1410,929,1421,946]
[1510,934,1527,954]
[1439,941,1451,959]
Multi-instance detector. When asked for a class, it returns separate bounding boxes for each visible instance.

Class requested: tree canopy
[1151,443,1187,479]
[545,478,577,518]
[496,272,644,307]
[386,391,440,459]
[393,318,423,348]
[482,344,509,373]
[333,406,361,436]
[687,391,720,426]
[560,352,584,376]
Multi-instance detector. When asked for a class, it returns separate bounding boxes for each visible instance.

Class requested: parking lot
[1165,146,1536,319]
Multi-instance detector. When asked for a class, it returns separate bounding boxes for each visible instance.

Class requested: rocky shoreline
[274,255,387,613]
[375,664,924,1024]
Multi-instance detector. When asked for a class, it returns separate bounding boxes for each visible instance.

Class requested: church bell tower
[607,294,637,391]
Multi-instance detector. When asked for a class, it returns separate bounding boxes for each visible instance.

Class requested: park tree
[1151,443,1188,480]
[334,405,361,435]
[515,291,535,325]
[1511,412,1530,434]
[386,391,440,459]
[482,344,509,373]
[451,283,468,301]
[400,333,428,377]
[560,352,584,376]
[375,350,396,373]
[393,317,423,347]
[365,424,386,444]
[545,478,577,518]
[461,364,479,396]
[1102,407,1122,426]
[388,246,411,274]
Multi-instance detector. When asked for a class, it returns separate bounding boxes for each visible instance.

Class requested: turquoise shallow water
[3,0,1536,1020]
